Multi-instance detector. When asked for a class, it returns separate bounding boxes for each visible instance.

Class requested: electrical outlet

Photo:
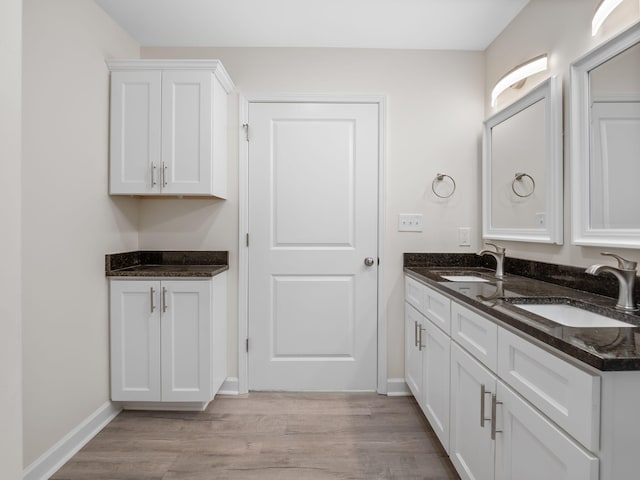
[458,227,471,246]
[398,214,423,232]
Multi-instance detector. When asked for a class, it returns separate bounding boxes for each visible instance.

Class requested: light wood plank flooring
[52,393,460,479]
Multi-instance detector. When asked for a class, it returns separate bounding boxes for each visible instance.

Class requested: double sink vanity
[437,18,640,480]
[404,252,640,480]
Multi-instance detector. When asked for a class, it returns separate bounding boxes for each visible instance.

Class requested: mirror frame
[482,76,563,244]
[570,21,640,248]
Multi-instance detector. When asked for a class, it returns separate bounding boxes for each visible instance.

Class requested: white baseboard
[217,377,240,395]
[386,378,411,396]
[23,401,121,480]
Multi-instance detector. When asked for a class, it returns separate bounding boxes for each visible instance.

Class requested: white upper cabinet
[108,60,234,197]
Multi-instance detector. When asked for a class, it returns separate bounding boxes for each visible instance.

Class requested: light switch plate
[458,227,471,246]
[398,214,423,232]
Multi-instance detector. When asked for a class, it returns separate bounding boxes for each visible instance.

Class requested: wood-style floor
[52,393,460,480]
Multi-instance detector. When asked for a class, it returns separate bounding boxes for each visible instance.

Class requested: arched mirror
[571,21,640,247]
[482,76,563,244]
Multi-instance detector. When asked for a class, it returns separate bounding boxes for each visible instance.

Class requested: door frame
[237,94,387,394]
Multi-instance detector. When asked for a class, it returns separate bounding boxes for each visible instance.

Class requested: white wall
[139,47,485,380]
[0,0,23,478]
[21,0,140,467]
[484,0,640,266]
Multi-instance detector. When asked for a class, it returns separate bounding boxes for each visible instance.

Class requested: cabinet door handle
[491,393,503,440]
[162,287,168,313]
[150,287,156,313]
[162,162,168,187]
[414,320,419,347]
[418,324,426,351]
[480,384,492,427]
[151,163,157,187]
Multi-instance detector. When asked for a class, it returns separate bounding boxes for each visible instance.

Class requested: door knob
[364,257,375,267]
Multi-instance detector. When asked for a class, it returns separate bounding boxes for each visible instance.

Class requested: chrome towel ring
[512,172,535,198]
[432,173,456,199]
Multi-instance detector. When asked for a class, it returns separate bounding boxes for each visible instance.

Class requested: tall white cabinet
[110,272,227,409]
[108,60,234,197]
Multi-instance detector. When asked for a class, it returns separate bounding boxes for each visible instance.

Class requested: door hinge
[246,338,249,352]
[246,233,250,247]
[242,123,249,142]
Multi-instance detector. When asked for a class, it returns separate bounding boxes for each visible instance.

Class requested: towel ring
[432,173,456,199]
[512,172,535,198]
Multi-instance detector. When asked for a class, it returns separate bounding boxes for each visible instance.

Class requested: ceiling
[94,0,529,51]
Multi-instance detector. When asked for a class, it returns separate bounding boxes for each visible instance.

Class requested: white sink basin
[514,303,634,328]
[441,275,490,283]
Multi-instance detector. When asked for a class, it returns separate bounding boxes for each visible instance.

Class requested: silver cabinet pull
[480,384,492,427]
[364,257,375,267]
[150,287,156,313]
[491,393,503,440]
[162,162,168,187]
[414,320,419,347]
[151,163,157,187]
[418,324,426,351]
[162,287,168,313]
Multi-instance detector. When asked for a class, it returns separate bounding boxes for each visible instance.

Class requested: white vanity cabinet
[404,303,424,401]
[404,276,451,451]
[450,342,496,480]
[110,272,227,408]
[108,60,234,197]
[405,274,602,480]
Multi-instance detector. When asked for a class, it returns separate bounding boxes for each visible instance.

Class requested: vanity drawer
[405,276,451,334]
[497,328,601,451]
[451,302,497,371]
[405,276,426,312]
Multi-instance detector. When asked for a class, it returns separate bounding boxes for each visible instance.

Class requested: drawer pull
[162,287,168,313]
[480,384,492,427]
[491,393,503,440]
[150,287,156,313]
[414,320,419,347]
[418,324,426,351]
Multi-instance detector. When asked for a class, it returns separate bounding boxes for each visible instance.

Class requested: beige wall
[484,0,640,266]
[22,0,140,466]
[0,0,23,478]
[140,47,485,380]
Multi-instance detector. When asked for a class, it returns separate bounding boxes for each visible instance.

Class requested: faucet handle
[485,242,506,254]
[601,252,637,271]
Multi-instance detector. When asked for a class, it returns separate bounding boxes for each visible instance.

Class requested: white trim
[23,401,121,480]
[105,59,235,93]
[570,21,640,248]
[238,94,387,394]
[482,76,563,245]
[218,377,240,395]
[119,401,209,411]
[238,95,249,394]
[386,378,412,397]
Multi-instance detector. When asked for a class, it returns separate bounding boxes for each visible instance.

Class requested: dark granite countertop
[404,253,640,371]
[106,251,229,278]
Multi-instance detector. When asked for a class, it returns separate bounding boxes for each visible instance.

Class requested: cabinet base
[115,400,212,412]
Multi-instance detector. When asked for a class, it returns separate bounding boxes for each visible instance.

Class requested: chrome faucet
[478,242,506,278]
[586,252,639,312]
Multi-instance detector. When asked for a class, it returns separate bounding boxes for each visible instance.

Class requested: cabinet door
[110,71,162,195]
[405,303,423,400]
[495,382,599,480]
[422,319,451,453]
[160,280,213,402]
[110,280,161,401]
[450,343,496,480]
[161,70,213,196]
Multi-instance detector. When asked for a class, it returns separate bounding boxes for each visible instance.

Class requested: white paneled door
[248,102,379,391]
